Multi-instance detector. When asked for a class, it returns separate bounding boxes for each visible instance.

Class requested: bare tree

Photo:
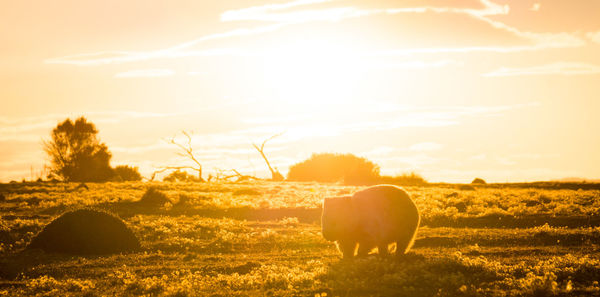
[252,133,284,181]
[155,131,205,182]
[209,168,261,183]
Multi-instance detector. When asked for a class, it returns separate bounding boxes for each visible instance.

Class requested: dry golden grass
[0,181,599,296]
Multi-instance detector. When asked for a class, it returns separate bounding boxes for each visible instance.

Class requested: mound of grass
[138,187,171,206]
[458,184,476,191]
[0,192,5,202]
[27,209,140,254]
[233,188,262,196]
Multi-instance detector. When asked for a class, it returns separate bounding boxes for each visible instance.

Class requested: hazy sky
[1,0,599,183]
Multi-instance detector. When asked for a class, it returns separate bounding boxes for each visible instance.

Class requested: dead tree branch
[153,131,205,182]
[252,132,284,181]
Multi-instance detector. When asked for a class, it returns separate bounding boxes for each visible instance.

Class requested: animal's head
[321,196,356,241]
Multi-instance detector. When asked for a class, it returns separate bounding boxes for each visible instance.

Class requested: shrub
[287,153,380,185]
[114,165,142,181]
[472,178,487,185]
[163,170,201,182]
[379,172,428,186]
[27,209,140,254]
[138,187,171,206]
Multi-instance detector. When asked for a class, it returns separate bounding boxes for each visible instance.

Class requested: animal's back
[351,185,420,252]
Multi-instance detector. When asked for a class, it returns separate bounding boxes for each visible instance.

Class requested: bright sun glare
[261,38,366,106]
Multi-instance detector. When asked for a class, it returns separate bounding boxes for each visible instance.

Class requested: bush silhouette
[287,153,380,185]
[138,187,171,206]
[114,165,142,181]
[27,209,140,254]
[163,170,201,182]
[379,172,428,186]
[43,117,114,182]
[472,178,487,185]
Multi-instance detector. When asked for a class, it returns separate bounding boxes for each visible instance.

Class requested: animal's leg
[377,243,389,257]
[337,240,357,259]
[356,241,375,258]
[395,229,417,257]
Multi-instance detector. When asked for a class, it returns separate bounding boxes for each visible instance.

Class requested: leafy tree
[287,153,380,185]
[43,117,114,182]
[114,165,142,181]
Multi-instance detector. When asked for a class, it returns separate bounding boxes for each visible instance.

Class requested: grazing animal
[321,185,420,259]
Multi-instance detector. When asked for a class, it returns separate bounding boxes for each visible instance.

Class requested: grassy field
[1,181,600,296]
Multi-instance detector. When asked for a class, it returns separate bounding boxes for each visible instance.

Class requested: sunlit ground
[1,181,599,296]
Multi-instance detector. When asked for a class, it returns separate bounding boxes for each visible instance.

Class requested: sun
[259,37,367,107]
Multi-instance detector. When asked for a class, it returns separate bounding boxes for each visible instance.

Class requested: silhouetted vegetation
[287,153,380,185]
[114,165,142,181]
[252,133,284,181]
[472,177,487,184]
[163,131,205,182]
[27,209,140,254]
[138,187,171,206]
[43,117,114,182]
[379,172,428,186]
[468,181,600,190]
[286,153,428,185]
[163,170,202,182]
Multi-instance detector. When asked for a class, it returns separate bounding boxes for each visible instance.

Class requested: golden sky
[1,0,599,182]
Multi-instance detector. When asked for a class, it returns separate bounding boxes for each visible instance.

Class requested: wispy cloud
[484,62,600,77]
[43,51,140,66]
[44,0,588,67]
[362,146,397,156]
[368,59,460,69]
[221,0,337,22]
[352,104,534,131]
[115,69,175,78]
[219,0,584,53]
[0,111,178,142]
[235,102,540,145]
[384,154,442,168]
[409,142,444,152]
[221,0,508,23]
[45,24,285,66]
[187,71,207,76]
[586,31,600,44]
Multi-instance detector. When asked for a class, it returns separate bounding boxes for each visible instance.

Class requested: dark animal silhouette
[322,185,420,259]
